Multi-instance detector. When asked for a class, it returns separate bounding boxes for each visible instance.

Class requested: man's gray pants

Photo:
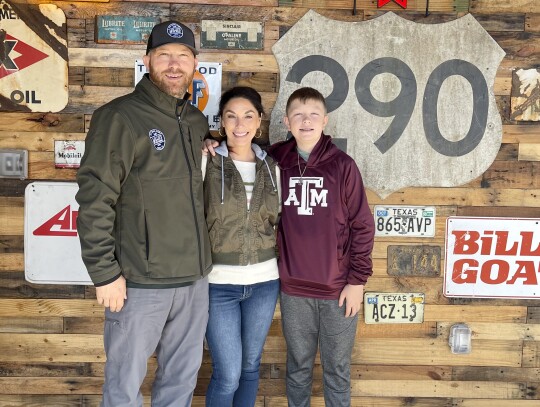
[280,292,358,407]
[101,277,209,407]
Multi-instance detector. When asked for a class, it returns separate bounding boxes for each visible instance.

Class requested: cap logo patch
[167,23,184,39]
[148,129,166,151]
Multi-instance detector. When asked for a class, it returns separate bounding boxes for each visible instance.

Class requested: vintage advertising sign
[378,0,407,8]
[511,68,540,121]
[444,217,540,299]
[364,292,425,324]
[95,15,159,44]
[54,140,84,168]
[0,1,68,112]
[135,60,222,130]
[387,245,441,276]
[201,20,263,50]
[24,182,92,285]
[375,205,435,236]
[270,11,505,198]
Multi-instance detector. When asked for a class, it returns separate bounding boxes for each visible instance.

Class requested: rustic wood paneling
[1,0,540,405]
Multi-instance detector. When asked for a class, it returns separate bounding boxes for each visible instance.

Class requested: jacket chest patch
[148,129,166,151]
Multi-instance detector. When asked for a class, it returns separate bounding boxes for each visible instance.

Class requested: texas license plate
[364,292,425,324]
[374,205,436,237]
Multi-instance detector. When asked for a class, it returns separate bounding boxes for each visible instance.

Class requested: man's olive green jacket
[76,75,212,288]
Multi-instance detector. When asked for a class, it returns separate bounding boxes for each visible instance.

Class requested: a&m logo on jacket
[284,177,328,215]
[148,129,165,151]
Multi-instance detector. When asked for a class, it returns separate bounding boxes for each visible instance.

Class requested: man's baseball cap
[146,21,198,55]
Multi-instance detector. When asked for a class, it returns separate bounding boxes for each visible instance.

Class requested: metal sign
[444,217,540,299]
[511,68,540,121]
[374,205,435,237]
[24,182,92,285]
[135,60,222,130]
[387,245,441,276]
[95,15,159,44]
[0,1,68,112]
[201,20,263,50]
[54,140,84,168]
[270,11,505,198]
[364,292,425,324]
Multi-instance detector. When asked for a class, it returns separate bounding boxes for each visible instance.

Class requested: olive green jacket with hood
[76,74,212,288]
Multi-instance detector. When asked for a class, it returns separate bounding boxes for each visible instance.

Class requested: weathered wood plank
[0,361,105,377]
[438,322,540,340]
[523,341,540,368]
[0,206,23,235]
[279,0,458,12]
[0,113,85,133]
[0,254,23,272]
[502,124,540,143]
[0,299,102,317]
[470,0,540,14]
[265,398,453,407]
[125,0,277,5]
[0,317,63,333]
[456,206,540,217]
[481,161,540,189]
[455,400,540,406]
[491,32,540,59]
[519,143,540,161]
[0,235,23,252]
[367,188,540,207]
[0,131,86,151]
[452,366,540,381]
[0,272,86,299]
[0,395,85,407]
[526,14,540,33]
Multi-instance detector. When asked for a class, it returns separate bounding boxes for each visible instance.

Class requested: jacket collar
[215,140,268,161]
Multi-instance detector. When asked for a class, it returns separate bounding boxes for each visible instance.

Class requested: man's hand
[95,275,127,312]
[338,284,364,317]
[202,139,219,156]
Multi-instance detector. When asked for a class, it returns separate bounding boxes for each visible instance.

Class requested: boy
[267,87,375,406]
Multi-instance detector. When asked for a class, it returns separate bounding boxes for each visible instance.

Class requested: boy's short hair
[285,87,327,115]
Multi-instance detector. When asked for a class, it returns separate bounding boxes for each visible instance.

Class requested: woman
[202,86,280,407]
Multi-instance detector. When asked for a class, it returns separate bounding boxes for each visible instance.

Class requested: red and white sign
[54,140,85,168]
[444,217,540,299]
[24,182,91,285]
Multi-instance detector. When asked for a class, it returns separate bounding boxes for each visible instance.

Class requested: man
[76,21,212,407]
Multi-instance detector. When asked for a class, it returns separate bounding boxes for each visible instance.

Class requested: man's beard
[149,68,194,99]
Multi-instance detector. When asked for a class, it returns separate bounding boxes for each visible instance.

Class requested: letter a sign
[0,1,68,112]
[270,11,505,198]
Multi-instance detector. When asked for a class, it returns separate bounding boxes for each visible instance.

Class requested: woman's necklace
[297,153,307,184]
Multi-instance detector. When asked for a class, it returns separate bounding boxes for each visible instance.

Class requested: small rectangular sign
[96,15,159,44]
[364,292,425,324]
[444,217,540,299]
[201,20,263,50]
[54,140,84,168]
[387,245,441,276]
[374,205,436,237]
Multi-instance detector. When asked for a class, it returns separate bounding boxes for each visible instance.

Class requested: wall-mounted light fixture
[0,149,28,179]
[449,323,472,354]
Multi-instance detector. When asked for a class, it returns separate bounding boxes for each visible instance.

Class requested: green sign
[201,20,263,50]
[96,15,160,44]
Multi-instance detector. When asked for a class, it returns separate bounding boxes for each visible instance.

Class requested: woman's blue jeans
[205,279,279,407]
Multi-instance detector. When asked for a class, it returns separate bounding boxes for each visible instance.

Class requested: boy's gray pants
[101,277,209,407]
[280,291,358,407]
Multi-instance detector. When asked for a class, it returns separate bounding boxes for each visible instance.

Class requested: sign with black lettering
[375,205,435,237]
[95,15,159,44]
[201,20,263,50]
[270,11,505,198]
[445,217,540,299]
[387,245,441,277]
[364,292,425,324]
[0,1,68,112]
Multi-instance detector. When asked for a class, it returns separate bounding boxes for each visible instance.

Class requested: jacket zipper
[177,100,204,276]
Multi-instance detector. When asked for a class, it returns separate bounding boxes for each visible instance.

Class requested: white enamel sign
[24,182,92,285]
[444,217,540,299]
[270,11,505,198]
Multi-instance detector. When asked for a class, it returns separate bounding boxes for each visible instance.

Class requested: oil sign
[0,1,68,112]
[444,217,540,299]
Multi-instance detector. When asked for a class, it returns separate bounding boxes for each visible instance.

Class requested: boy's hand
[203,139,219,156]
[339,284,364,317]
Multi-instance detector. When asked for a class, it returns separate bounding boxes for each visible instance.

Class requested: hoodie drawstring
[220,155,225,204]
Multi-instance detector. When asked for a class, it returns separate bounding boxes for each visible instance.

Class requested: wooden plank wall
[1,0,540,405]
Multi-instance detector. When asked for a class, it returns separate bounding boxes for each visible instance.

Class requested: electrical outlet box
[0,149,28,179]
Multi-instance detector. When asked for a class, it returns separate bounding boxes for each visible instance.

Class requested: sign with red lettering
[444,217,540,299]
[24,182,91,285]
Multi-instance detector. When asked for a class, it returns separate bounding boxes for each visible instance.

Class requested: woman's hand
[202,138,219,156]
